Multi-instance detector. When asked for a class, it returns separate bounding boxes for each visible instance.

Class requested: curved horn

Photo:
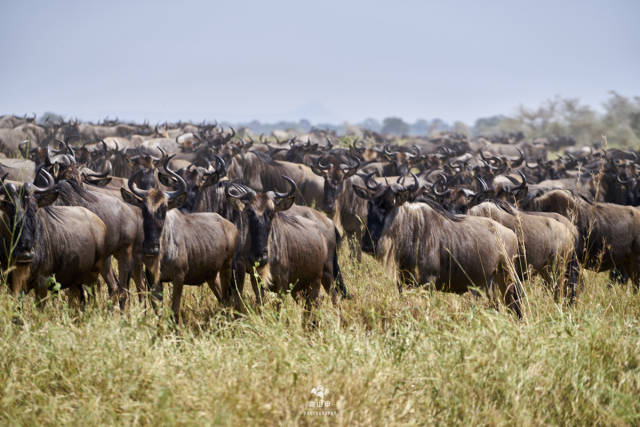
[405,172,419,192]
[274,176,297,200]
[128,168,150,198]
[511,147,525,166]
[162,155,187,200]
[617,172,632,185]
[317,157,331,170]
[365,172,381,191]
[85,162,112,178]
[432,174,449,196]
[226,183,254,201]
[33,168,56,193]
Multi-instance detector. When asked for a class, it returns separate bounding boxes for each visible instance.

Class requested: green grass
[1,248,639,426]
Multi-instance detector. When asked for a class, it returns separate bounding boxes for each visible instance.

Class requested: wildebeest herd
[2,114,640,322]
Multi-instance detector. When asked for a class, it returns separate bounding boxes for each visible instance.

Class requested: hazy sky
[1,0,638,124]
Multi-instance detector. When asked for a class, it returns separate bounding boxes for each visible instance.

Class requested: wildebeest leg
[494,266,523,318]
[332,244,349,299]
[130,259,145,307]
[170,281,185,324]
[609,266,629,285]
[302,280,322,327]
[564,254,579,305]
[34,278,48,310]
[249,273,265,306]
[207,279,224,303]
[100,260,119,303]
[116,247,133,309]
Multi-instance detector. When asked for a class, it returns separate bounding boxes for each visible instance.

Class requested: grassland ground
[0,245,639,426]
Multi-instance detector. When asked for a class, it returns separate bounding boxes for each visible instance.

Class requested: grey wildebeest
[0,173,107,303]
[353,176,523,317]
[225,177,345,313]
[51,163,145,308]
[468,201,579,302]
[529,189,640,287]
[120,158,239,322]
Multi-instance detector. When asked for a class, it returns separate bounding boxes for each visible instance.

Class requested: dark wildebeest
[225,177,345,312]
[52,163,145,308]
[468,201,579,302]
[120,158,239,323]
[528,189,640,287]
[353,176,523,317]
[0,173,107,303]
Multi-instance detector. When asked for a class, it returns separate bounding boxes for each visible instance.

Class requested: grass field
[1,247,639,426]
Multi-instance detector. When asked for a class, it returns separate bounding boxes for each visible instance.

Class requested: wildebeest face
[0,182,58,263]
[226,177,297,267]
[353,175,418,254]
[121,159,188,257]
[244,194,276,267]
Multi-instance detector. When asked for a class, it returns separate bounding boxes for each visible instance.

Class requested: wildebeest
[528,189,640,286]
[120,158,240,322]
[353,176,523,317]
[225,177,345,311]
[0,173,107,302]
[468,201,579,301]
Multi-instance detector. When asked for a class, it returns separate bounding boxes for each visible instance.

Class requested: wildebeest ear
[352,184,371,200]
[168,192,187,210]
[120,188,143,207]
[85,176,112,187]
[274,195,295,212]
[157,172,173,187]
[35,191,59,208]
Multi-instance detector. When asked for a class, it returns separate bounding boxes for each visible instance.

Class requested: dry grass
[1,246,639,426]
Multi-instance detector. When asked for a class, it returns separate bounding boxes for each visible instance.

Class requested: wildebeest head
[176,155,226,212]
[226,176,296,267]
[121,157,187,256]
[0,170,58,263]
[311,154,360,214]
[353,173,419,254]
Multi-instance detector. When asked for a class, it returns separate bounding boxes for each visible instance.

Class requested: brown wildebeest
[121,157,239,323]
[468,201,579,302]
[226,177,345,313]
[0,173,107,303]
[529,189,640,287]
[353,176,523,317]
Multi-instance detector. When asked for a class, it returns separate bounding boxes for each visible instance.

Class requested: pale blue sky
[1,0,638,124]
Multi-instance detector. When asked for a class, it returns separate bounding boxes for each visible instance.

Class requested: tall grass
[0,246,639,425]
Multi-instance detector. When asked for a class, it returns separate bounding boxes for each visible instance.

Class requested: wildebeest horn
[212,154,226,177]
[226,183,255,201]
[274,176,297,200]
[128,168,150,198]
[85,162,112,178]
[365,172,381,191]
[512,147,525,167]
[475,175,489,192]
[506,170,527,191]
[405,172,419,192]
[33,168,56,193]
[100,139,108,152]
[432,174,449,196]
[383,144,396,156]
[317,157,331,170]
[406,144,420,158]
[617,172,632,185]
[326,137,333,150]
[162,155,187,200]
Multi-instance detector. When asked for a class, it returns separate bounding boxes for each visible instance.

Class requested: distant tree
[38,111,64,125]
[453,121,471,137]
[381,117,410,135]
[428,118,451,136]
[359,118,381,132]
[410,119,429,136]
[298,119,312,132]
